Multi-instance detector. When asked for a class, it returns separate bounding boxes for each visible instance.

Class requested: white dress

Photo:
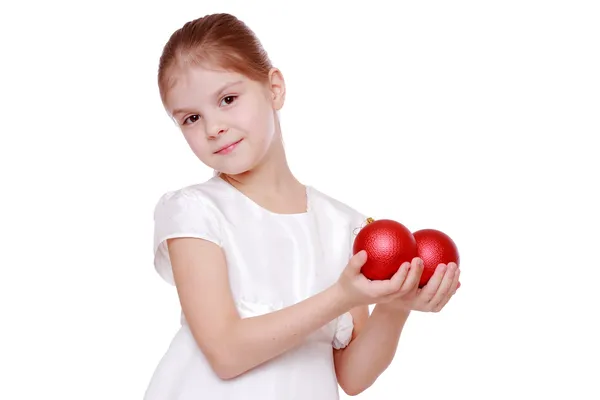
[144,175,367,400]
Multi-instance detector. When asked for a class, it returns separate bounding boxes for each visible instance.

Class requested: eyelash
[182,95,238,125]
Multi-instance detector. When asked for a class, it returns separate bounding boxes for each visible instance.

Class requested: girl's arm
[168,237,389,380]
[333,258,459,395]
[333,304,410,396]
[332,258,425,395]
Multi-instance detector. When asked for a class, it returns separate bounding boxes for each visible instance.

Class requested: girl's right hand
[336,250,418,308]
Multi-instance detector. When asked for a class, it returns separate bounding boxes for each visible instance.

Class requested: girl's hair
[157,13,273,106]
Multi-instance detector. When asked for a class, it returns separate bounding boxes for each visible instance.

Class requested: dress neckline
[213,175,313,217]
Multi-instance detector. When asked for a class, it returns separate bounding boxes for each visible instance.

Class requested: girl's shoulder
[307,185,369,228]
[153,176,229,216]
[152,177,226,285]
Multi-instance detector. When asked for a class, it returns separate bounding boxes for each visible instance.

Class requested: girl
[145,12,460,400]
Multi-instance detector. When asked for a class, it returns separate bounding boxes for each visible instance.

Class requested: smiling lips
[214,139,243,155]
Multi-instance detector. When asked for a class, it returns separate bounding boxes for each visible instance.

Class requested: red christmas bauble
[413,229,460,288]
[353,218,418,280]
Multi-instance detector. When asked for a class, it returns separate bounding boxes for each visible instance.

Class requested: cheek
[182,130,210,157]
[241,102,275,142]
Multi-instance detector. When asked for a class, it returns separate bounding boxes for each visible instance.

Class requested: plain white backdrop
[1,0,599,398]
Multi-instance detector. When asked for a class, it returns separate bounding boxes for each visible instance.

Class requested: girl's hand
[381,260,461,313]
[336,250,413,309]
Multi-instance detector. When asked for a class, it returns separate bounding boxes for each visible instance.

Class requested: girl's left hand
[379,259,461,313]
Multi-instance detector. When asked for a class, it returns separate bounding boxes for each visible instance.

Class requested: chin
[213,159,256,176]
[207,143,266,176]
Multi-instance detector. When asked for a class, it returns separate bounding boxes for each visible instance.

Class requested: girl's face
[164,64,285,175]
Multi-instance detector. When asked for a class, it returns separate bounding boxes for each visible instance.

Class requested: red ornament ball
[353,218,418,280]
[413,229,460,288]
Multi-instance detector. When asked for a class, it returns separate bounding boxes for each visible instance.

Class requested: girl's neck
[223,130,302,195]
[221,157,302,195]
[219,132,307,213]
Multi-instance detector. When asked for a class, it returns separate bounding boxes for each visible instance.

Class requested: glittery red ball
[353,219,418,280]
[413,229,460,288]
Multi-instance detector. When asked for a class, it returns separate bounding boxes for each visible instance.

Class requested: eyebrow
[171,80,244,117]
[214,80,243,98]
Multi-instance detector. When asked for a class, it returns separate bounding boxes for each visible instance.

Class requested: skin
[162,62,461,394]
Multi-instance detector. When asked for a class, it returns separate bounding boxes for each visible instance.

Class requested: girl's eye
[183,115,200,125]
[221,95,237,106]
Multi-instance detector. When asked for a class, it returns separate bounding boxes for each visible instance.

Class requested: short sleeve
[153,190,222,285]
[332,312,354,349]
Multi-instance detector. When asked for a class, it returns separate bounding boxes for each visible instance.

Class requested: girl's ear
[268,67,286,110]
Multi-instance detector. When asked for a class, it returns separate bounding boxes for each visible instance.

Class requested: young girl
[145,13,460,400]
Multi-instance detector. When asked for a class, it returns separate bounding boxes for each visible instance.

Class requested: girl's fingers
[428,263,457,310]
[389,261,411,290]
[383,262,411,295]
[377,262,413,302]
[348,250,368,275]
[418,263,447,303]
[400,257,423,292]
[433,267,460,312]
[363,262,409,298]
[450,269,461,296]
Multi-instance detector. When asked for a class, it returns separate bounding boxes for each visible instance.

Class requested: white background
[1,0,599,398]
